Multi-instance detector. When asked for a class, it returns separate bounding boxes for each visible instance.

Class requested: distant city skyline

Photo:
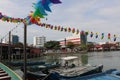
[0,0,120,44]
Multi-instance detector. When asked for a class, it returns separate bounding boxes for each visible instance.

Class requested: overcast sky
[0,0,120,44]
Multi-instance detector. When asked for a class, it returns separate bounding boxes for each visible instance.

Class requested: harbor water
[14,51,120,77]
[88,51,120,71]
[39,51,120,71]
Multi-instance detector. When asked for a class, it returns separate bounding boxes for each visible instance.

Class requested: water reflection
[81,54,88,65]
[88,51,120,70]
[13,51,120,78]
[41,51,120,71]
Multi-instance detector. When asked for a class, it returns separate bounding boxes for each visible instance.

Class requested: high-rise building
[80,31,87,45]
[12,35,19,44]
[33,36,46,47]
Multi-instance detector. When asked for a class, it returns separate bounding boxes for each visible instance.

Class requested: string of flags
[35,22,118,41]
[0,0,118,41]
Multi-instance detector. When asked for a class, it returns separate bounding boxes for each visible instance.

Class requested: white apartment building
[33,36,46,47]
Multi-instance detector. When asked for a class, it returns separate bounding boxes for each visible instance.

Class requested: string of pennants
[36,23,118,41]
[0,0,118,41]
[81,31,117,41]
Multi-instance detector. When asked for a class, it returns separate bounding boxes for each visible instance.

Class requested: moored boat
[50,64,103,77]
[26,71,47,80]
[20,62,60,80]
[44,64,103,79]
[23,56,103,80]
[26,62,60,72]
[49,56,103,77]
[21,64,103,80]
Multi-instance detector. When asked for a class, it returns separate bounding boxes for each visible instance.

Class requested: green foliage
[44,41,61,49]
[13,42,23,48]
[87,42,94,46]
[80,44,87,50]
[86,42,94,48]
[66,42,75,49]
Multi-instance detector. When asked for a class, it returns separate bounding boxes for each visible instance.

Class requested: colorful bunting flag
[101,33,104,39]
[90,32,93,38]
[108,33,111,39]
[95,32,98,38]
[113,34,117,41]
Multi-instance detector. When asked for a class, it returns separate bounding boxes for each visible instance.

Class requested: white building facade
[33,36,46,47]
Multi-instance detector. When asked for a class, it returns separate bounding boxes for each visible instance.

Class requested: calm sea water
[88,51,120,71]
[15,51,120,77]
[39,51,120,71]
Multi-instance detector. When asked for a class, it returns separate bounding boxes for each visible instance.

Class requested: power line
[1,23,21,42]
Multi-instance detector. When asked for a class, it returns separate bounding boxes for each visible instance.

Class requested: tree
[80,44,87,50]
[66,42,75,49]
[13,42,23,48]
[86,42,95,51]
[44,41,61,50]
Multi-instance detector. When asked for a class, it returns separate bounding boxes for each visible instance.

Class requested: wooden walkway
[0,68,11,80]
[0,62,22,80]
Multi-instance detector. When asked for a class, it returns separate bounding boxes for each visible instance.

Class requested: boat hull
[44,64,103,80]
[45,69,120,80]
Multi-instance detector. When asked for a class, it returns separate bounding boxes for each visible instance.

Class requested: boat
[20,62,60,80]
[23,56,103,80]
[49,64,103,77]
[49,56,103,77]
[44,69,120,80]
[26,71,47,80]
[8,60,45,67]
[0,62,22,80]
[26,62,60,72]
[44,64,103,79]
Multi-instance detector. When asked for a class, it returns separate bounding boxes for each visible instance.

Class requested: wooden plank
[0,70,6,73]
[0,69,3,71]
[0,73,8,77]
[0,76,11,80]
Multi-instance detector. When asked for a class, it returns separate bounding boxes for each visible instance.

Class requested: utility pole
[23,23,27,80]
[64,38,66,52]
[0,39,2,61]
[8,31,11,62]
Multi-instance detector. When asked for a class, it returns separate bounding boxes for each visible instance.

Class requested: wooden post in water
[23,23,27,80]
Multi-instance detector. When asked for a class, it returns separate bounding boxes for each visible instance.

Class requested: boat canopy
[60,56,79,66]
[61,56,78,61]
